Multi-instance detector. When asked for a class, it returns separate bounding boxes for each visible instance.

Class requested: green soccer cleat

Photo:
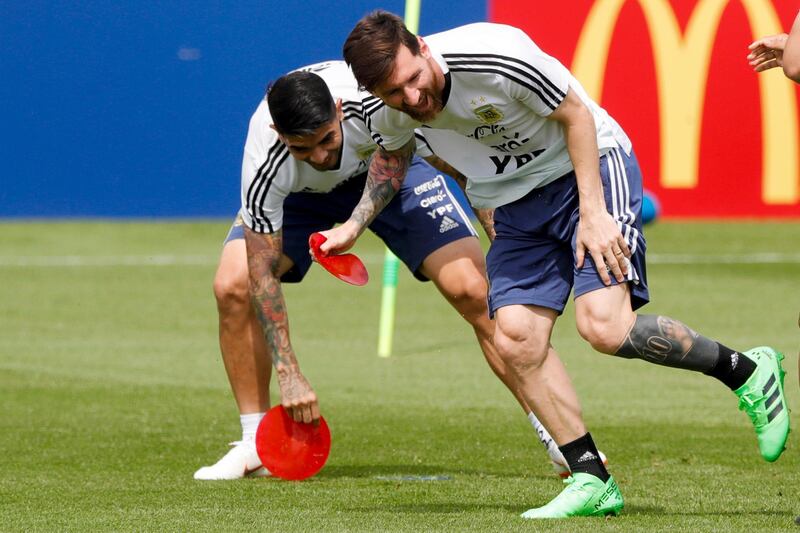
[735,346,789,462]
[520,473,624,519]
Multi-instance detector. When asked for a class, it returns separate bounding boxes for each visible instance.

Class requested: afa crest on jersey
[473,103,504,125]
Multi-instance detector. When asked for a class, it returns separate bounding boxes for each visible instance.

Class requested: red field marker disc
[308,232,369,286]
[255,405,331,481]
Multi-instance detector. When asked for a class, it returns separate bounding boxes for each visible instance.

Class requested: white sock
[240,412,266,442]
[527,412,566,463]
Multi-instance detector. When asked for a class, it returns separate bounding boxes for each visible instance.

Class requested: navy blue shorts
[226,157,477,283]
[486,147,649,317]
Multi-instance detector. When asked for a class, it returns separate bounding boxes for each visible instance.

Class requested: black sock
[704,343,756,390]
[558,432,609,482]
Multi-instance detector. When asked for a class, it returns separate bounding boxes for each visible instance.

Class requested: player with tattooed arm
[320,12,790,518]
[193,61,596,480]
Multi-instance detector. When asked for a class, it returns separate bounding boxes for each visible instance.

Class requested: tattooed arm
[423,154,495,241]
[318,140,415,255]
[244,226,319,424]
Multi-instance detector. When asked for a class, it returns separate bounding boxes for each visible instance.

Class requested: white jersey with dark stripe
[239,61,433,234]
[362,23,632,209]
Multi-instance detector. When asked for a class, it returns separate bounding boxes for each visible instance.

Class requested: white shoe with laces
[550,449,608,479]
[193,440,271,480]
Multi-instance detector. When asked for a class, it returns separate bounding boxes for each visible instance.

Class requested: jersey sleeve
[502,27,570,117]
[361,93,417,152]
[413,129,434,158]
[239,101,292,234]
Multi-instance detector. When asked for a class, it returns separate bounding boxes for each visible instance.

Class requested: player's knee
[213,271,250,314]
[576,313,624,354]
[493,322,549,370]
[446,275,489,323]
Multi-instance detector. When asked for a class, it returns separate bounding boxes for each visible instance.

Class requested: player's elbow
[783,62,800,83]
[783,38,800,81]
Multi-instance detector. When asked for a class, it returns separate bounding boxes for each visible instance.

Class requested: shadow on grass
[341,502,525,514]
[613,505,793,518]
[319,464,542,479]
[346,504,794,518]
[665,510,794,518]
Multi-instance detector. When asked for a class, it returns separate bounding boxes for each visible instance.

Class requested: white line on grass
[648,252,800,264]
[0,255,218,266]
[0,252,799,267]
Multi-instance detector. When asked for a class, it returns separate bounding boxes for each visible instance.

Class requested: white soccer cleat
[193,440,271,480]
[550,450,608,479]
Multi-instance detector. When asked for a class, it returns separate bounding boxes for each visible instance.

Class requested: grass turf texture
[1,220,798,532]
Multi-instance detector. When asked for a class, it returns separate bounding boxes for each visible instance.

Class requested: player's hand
[475,208,496,241]
[317,220,360,256]
[575,210,630,285]
[748,34,788,72]
[276,365,320,424]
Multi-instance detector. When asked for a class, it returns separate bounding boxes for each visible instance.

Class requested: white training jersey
[240,60,433,233]
[361,23,632,209]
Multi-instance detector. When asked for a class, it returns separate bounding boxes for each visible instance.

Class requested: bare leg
[213,239,272,414]
[418,236,533,414]
[574,283,788,464]
[575,283,724,372]
[493,304,587,445]
[195,238,294,480]
[419,237,576,469]
[575,283,643,357]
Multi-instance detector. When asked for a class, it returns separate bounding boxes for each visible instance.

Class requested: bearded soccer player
[319,12,790,518]
[193,61,596,480]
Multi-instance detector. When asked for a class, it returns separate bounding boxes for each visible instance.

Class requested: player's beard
[401,90,443,123]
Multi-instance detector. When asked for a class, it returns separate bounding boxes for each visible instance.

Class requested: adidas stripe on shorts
[486,147,649,317]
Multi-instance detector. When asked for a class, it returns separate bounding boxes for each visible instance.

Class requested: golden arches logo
[572,0,798,204]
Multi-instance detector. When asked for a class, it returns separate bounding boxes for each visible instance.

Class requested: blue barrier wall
[1,1,486,217]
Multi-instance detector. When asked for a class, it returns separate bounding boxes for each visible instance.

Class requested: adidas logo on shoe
[439,216,459,233]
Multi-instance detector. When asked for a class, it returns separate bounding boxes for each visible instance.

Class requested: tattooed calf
[615,315,719,372]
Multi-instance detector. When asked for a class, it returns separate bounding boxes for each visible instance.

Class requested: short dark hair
[343,10,420,92]
[266,70,336,136]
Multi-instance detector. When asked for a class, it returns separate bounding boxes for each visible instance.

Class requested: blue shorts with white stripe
[486,147,649,317]
[226,157,477,283]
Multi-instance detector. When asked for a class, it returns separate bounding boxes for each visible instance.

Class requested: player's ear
[335,98,343,122]
[418,36,430,58]
[269,123,286,143]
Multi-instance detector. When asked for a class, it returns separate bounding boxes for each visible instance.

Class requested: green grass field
[1,221,798,532]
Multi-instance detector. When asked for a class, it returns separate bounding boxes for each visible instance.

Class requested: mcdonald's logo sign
[491,0,800,217]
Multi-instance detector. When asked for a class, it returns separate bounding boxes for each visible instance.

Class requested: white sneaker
[550,450,608,479]
[193,440,271,480]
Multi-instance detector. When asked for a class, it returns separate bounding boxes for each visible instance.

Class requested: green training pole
[404,0,421,33]
[377,248,400,358]
[377,0,422,358]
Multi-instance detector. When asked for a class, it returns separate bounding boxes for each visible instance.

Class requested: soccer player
[319,12,790,518]
[193,61,589,480]
[748,10,800,83]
